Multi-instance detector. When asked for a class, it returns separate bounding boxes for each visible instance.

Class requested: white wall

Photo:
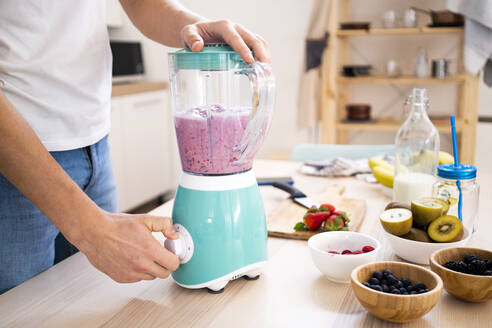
[109,0,492,171]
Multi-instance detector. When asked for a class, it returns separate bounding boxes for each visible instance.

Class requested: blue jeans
[0,136,117,294]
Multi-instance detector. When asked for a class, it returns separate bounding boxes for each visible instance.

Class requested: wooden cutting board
[266,185,367,240]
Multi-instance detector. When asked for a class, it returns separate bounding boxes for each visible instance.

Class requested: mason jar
[433,163,479,235]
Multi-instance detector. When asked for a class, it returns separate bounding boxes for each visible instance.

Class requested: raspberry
[362,246,375,253]
[342,249,352,255]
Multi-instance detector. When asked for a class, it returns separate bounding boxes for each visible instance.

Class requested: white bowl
[383,226,472,265]
[308,231,380,283]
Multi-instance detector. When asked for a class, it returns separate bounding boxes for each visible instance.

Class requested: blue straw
[450,116,462,221]
[450,116,459,166]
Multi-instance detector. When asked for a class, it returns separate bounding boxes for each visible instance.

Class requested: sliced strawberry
[320,203,335,213]
[328,251,339,254]
[342,249,352,255]
[362,246,375,253]
[353,250,364,254]
[303,211,330,230]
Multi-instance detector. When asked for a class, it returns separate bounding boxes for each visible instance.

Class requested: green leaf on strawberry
[294,221,309,231]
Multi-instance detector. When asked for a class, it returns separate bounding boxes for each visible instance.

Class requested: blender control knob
[163,224,194,264]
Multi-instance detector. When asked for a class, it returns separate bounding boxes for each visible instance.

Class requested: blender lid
[169,43,250,70]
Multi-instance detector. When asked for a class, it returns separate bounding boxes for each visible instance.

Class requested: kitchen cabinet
[106,0,123,28]
[109,89,180,212]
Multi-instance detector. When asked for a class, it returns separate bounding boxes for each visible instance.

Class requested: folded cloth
[447,0,492,85]
[300,154,394,178]
[300,157,370,177]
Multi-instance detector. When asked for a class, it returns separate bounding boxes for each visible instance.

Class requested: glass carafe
[168,44,275,175]
[393,88,440,203]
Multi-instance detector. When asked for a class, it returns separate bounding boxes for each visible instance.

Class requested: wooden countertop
[111,81,168,97]
[1,160,491,327]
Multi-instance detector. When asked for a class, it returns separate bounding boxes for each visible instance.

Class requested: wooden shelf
[320,1,479,163]
[336,27,463,37]
[337,75,467,84]
[337,118,464,133]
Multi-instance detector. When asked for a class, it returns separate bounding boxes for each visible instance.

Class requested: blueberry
[418,289,426,294]
[445,260,469,273]
[373,271,383,280]
[383,269,392,276]
[455,261,470,273]
[410,291,417,295]
[414,282,426,290]
[399,287,407,293]
[382,284,389,293]
[381,279,388,285]
[386,275,398,286]
[424,288,430,293]
[371,285,383,292]
[407,285,415,292]
[464,254,478,264]
[391,289,401,294]
[394,281,403,289]
[401,278,411,287]
[469,259,487,275]
[484,259,492,270]
[403,292,409,295]
[369,277,380,285]
[484,270,492,276]
[362,281,370,287]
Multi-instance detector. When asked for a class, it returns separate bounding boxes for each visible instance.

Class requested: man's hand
[79,211,181,283]
[181,20,270,63]
[119,0,270,63]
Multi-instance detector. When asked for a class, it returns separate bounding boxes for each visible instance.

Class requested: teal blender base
[167,170,268,292]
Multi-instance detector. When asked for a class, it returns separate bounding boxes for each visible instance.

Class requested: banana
[439,151,454,165]
[372,165,394,188]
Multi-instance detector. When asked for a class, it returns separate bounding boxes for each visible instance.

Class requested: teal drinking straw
[450,116,462,221]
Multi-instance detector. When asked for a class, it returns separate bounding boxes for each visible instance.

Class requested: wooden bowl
[430,247,492,302]
[351,261,443,323]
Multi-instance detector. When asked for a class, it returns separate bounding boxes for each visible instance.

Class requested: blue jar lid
[438,163,477,180]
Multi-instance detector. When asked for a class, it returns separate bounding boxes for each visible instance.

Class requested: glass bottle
[393,88,440,204]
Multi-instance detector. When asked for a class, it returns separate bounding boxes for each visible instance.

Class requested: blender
[164,44,275,293]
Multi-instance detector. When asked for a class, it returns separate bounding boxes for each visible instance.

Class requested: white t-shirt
[0,1,112,151]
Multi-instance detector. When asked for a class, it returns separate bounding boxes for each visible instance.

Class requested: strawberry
[303,211,330,230]
[342,249,352,255]
[362,246,375,253]
[353,250,364,254]
[328,251,340,254]
[321,213,347,231]
[320,203,335,213]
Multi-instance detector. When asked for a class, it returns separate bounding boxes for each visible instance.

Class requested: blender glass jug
[169,44,275,175]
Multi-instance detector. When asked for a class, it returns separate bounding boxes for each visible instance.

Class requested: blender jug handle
[233,62,275,163]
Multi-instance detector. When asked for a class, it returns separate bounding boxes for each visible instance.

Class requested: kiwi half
[427,215,463,243]
[411,198,445,227]
[380,208,413,236]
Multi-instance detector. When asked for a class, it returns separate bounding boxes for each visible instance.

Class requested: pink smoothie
[174,105,254,175]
